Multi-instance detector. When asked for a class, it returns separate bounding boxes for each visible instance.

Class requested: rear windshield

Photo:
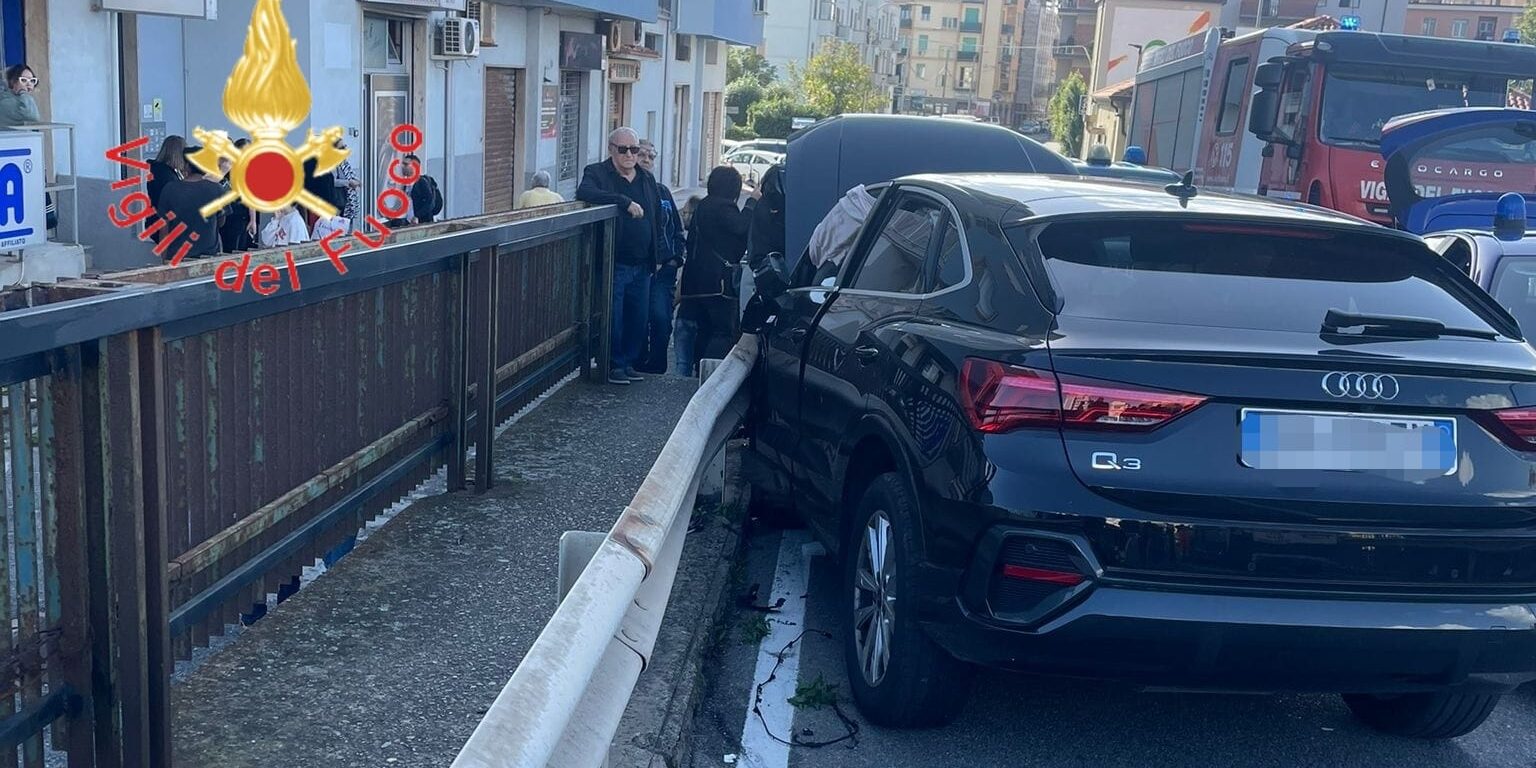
[1015,219,1506,337]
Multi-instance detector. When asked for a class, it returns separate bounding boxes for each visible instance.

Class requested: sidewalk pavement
[171,373,700,768]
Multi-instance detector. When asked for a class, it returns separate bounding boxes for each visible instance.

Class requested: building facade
[761,0,900,106]
[896,0,1013,117]
[7,0,756,275]
[1404,0,1528,40]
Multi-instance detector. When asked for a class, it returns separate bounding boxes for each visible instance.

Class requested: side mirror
[740,293,779,335]
[1253,62,1284,89]
[1248,89,1281,141]
[751,251,790,300]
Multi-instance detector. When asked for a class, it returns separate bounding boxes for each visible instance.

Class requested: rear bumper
[924,585,1536,693]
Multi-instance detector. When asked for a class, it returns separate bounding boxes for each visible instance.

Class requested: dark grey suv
[744,173,1536,739]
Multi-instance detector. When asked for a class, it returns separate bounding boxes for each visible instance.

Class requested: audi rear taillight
[960,358,1207,435]
[1487,407,1536,450]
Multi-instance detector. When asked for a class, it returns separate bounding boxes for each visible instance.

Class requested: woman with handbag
[675,166,750,377]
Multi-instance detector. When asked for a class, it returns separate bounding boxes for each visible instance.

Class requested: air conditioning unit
[607,20,642,53]
[434,17,481,59]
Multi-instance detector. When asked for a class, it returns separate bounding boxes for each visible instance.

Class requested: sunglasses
[610,144,642,155]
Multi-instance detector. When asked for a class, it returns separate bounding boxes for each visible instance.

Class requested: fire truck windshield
[1319,64,1515,148]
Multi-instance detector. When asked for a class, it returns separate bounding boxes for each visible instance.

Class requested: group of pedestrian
[577,126,756,385]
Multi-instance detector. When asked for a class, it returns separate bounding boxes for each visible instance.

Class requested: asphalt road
[688,526,1536,768]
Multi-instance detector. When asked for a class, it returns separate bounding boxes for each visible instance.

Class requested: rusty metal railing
[451,335,758,768]
[0,204,619,767]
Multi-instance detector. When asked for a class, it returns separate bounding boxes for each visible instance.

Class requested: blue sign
[0,131,44,251]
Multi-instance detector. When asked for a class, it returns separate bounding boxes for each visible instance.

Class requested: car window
[933,216,966,290]
[848,193,943,295]
[1014,219,1507,337]
[1489,257,1536,336]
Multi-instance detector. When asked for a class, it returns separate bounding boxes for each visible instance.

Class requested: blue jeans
[642,265,677,373]
[610,263,651,373]
[673,317,699,377]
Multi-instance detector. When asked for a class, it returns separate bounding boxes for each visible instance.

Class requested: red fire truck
[1126,26,1536,226]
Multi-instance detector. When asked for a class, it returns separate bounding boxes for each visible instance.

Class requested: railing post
[43,345,99,764]
[78,334,153,768]
[474,246,500,492]
[591,217,616,384]
[136,328,172,768]
[446,252,471,492]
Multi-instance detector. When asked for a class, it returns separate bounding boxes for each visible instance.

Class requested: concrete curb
[609,439,752,768]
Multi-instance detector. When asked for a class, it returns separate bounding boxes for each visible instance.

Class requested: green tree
[1048,71,1087,158]
[1518,5,1536,45]
[797,41,886,116]
[728,47,778,87]
[726,77,766,123]
[748,84,825,138]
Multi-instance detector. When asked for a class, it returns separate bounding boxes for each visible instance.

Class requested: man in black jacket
[577,127,666,385]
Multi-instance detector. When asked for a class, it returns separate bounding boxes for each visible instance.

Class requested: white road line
[737,529,819,768]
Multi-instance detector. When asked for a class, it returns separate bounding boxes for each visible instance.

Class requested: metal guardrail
[451,335,759,768]
[0,204,619,767]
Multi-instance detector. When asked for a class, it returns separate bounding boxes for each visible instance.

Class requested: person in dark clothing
[636,139,686,375]
[577,127,666,385]
[147,135,188,210]
[156,153,229,261]
[676,165,750,377]
[302,156,341,231]
[219,138,258,253]
[403,153,443,225]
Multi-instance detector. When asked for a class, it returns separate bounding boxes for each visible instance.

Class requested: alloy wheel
[852,508,896,686]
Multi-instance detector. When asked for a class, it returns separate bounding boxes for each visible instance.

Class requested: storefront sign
[0,131,47,251]
[541,85,559,140]
[560,32,605,70]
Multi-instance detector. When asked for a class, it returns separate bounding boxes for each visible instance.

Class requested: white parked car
[722,149,783,187]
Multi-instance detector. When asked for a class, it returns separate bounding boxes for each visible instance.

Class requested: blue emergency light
[1494,192,1527,241]
[1504,29,1522,44]
[1123,145,1147,165]
[1340,15,1361,30]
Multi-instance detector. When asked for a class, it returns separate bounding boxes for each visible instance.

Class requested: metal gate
[700,92,723,178]
[483,68,521,213]
[558,71,583,196]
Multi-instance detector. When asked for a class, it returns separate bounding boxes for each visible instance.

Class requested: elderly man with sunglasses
[578,127,668,385]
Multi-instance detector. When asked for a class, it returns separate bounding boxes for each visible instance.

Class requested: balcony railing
[900,16,913,27]
[956,49,979,61]
[959,20,982,32]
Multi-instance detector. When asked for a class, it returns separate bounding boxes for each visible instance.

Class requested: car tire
[1341,690,1501,739]
[841,472,973,728]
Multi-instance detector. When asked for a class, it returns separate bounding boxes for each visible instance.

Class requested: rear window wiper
[1321,309,1499,340]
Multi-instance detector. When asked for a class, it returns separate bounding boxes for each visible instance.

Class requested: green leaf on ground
[789,674,839,710]
[739,613,771,645]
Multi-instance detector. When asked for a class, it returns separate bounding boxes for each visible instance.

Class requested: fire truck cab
[1240,31,1536,225]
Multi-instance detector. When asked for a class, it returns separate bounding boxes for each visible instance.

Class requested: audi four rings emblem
[1321,372,1400,400]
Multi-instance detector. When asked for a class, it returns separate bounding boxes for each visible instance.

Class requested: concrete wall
[47,3,143,271]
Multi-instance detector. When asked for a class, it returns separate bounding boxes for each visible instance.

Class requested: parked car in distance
[723,148,784,187]
[741,172,1536,740]
[731,138,788,155]
[1424,192,1536,334]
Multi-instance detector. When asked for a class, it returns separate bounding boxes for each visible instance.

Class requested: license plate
[1239,409,1457,474]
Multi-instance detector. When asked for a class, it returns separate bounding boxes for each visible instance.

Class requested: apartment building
[1405,0,1528,40]
[896,0,1015,117]
[762,0,901,103]
[7,0,756,275]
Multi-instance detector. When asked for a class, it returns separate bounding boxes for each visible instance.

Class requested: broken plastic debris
[723,754,738,764]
